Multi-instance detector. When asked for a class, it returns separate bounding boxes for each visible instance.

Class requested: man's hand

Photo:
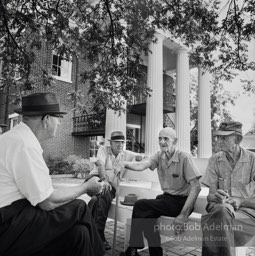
[85,176,103,196]
[114,162,125,176]
[213,189,229,204]
[173,214,188,236]
[135,155,143,161]
[225,197,244,210]
[101,180,112,194]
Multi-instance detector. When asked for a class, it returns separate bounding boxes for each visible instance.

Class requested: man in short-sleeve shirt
[201,121,255,256]
[116,127,201,256]
[88,131,141,251]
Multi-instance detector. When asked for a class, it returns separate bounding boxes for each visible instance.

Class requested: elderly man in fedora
[0,123,7,135]
[201,121,255,256]
[0,92,104,256]
[88,130,143,251]
[115,127,201,256]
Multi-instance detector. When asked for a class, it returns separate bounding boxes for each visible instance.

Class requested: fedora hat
[214,121,243,136]
[120,194,138,206]
[14,93,67,116]
[108,131,126,142]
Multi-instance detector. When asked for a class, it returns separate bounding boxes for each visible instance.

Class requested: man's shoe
[104,241,111,251]
[120,247,140,256]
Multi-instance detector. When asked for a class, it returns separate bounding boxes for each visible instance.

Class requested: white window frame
[9,113,21,129]
[52,52,72,83]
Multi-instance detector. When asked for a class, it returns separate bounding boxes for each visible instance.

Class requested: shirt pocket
[158,169,184,191]
[237,181,255,198]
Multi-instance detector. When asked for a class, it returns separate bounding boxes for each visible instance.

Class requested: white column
[145,34,164,156]
[198,67,212,158]
[175,49,190,153]
[105,104,127,146]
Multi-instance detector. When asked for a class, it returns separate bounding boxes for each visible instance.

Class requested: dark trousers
[88,188,116,242]
[129,193,187,256]
[202,203,255,256]
[0,199,104,256]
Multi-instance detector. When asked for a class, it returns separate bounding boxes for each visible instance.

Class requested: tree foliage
[0,0,254,112]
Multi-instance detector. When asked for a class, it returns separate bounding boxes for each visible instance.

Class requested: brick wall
[2,42,93,161]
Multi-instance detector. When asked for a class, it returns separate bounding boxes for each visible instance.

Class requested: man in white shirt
[0,93,104,256]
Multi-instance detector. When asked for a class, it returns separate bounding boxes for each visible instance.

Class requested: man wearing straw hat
[115,127,201,256]
[89,130,143,251]
[0,92,104,256]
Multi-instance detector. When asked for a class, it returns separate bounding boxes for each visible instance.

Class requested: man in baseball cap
[201,120,255,255]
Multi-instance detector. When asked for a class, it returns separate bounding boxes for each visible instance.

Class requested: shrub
[66,155,94,179]
[46,155,72,175]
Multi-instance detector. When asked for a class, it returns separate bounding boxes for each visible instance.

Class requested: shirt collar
[106,146,124,157]
[219,147,249,163]
[160,149,179,162]
[19,122,43,152]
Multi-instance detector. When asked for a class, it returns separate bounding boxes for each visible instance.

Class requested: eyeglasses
[215,135,230,141]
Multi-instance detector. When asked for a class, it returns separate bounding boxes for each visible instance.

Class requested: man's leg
[0,199,104,256]
[124,194,187,256]
[233,211,255,247]
[90,188,116,250]
[201,203,235,256]
[34,225,93,256]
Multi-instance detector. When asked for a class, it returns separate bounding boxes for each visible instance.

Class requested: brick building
[0,31,214,160]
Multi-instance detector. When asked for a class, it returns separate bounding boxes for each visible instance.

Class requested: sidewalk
[104,220,202,256]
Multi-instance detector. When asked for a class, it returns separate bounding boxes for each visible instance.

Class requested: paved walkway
[104,220,202,256]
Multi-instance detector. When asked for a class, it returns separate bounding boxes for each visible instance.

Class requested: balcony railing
[163,92,175,109]
[126,129,145,153]
[72,114,105,135]
[132,92,175,108]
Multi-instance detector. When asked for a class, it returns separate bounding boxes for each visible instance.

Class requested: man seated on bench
[88,131,143,251]
[115,127,201,256]
[0,93,104,256]
[201,121,255,256]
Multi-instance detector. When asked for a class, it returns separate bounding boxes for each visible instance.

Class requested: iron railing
[163,114,175,128]
[73,114,105,133]
[132,91,175,108]
[126,129,145,153]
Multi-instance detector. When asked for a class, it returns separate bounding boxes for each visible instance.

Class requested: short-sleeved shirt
[0,122,54,208]
[202,148,255,217]
[149,150,201,196]
[93,146,138,182]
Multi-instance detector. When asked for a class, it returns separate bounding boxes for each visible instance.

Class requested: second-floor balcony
[129,91,175,115]
[72,114,105,136]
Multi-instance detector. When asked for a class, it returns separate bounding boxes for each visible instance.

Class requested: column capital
[177,47,189,54]
[154,32,165,43]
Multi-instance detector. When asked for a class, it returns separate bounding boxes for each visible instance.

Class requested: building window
[89,136,105,157]
[52,53,72,82]
[9,113,21,129]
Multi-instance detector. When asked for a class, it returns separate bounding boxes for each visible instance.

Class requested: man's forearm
[38,183,88,211]
[241,197,255,210]
[124,160,151,172]
[180,180,201,217]
[96,160,107,180]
